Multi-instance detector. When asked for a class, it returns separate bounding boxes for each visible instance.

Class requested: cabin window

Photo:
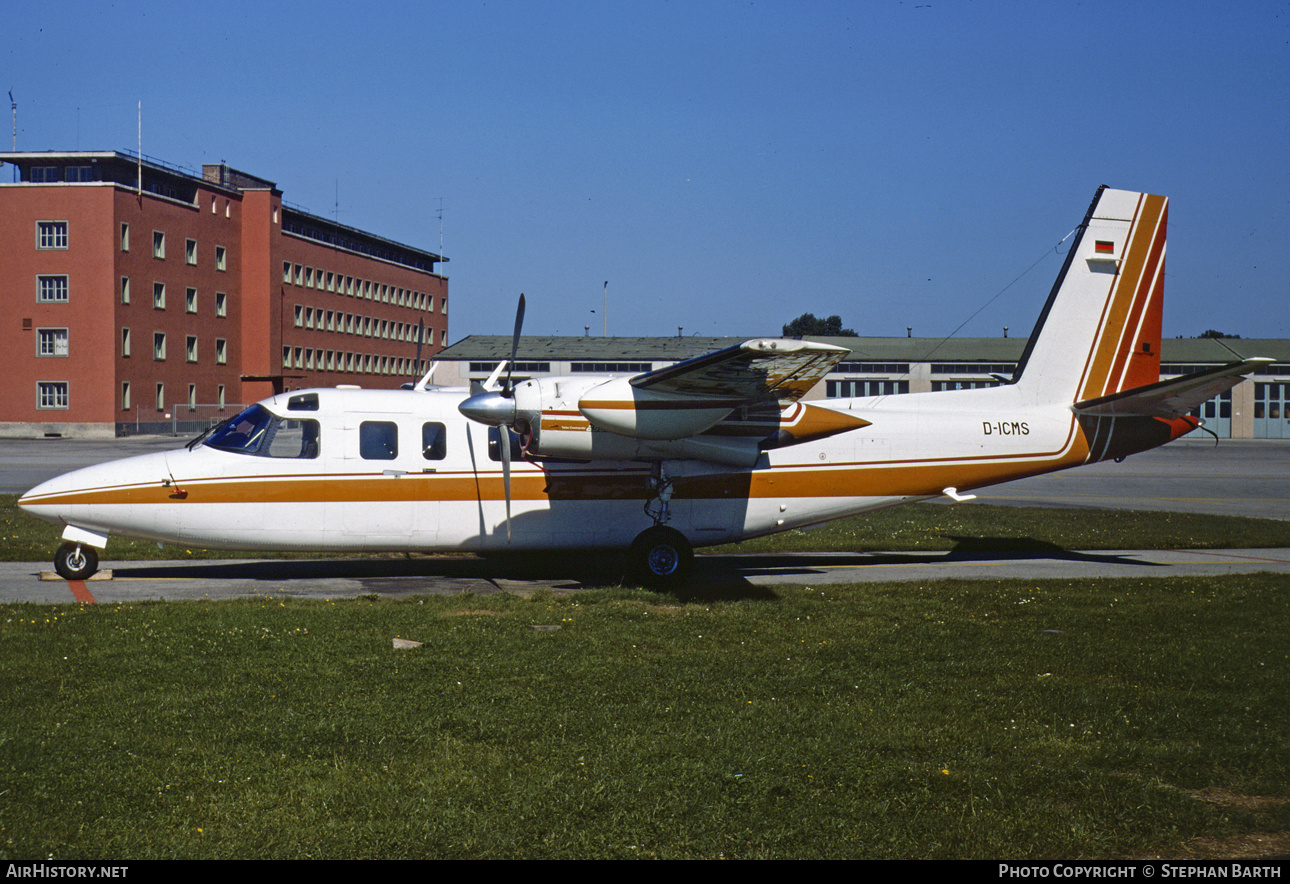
[360,421,399,460]
[204,405,319,459]
[287,392,319,411]
[487,426,523,462]
[422,422,447,460]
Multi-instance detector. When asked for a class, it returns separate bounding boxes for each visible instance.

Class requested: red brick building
[0,151,447,437]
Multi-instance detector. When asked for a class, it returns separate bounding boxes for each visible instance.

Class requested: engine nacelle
[577,376,738,440]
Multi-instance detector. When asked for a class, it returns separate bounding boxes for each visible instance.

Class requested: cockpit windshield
[203,404,320,458]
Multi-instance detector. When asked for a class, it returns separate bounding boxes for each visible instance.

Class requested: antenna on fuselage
[412,362,439,392]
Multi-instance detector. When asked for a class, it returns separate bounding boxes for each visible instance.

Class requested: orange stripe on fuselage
[24,416,1095,508]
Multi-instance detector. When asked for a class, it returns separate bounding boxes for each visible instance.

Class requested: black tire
[54,543,99,581]
[630,526,693,587]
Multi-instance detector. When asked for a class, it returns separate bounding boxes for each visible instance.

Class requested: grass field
[2,574,1288,859]
[2,495,1288,859]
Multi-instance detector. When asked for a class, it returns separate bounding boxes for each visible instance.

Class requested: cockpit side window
[266,419,320,458]
[204,404,319,459]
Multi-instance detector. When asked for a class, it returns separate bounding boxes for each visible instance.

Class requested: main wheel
[54,543,99,581]
[629,526,693,587]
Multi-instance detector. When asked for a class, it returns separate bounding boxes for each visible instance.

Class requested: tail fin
[1013,187,1168,404]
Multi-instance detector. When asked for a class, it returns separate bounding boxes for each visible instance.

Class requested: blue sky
[6,0,1287,343]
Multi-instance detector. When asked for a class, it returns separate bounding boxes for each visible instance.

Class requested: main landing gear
[629,525,694,588]
[628,463,694,587]
[54,543,99,581]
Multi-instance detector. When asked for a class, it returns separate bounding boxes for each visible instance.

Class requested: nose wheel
[54,543,99,581]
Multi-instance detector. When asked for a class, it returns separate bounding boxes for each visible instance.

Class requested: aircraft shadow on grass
[104,536,1155,604]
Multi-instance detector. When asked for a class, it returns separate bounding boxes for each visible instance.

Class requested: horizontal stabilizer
[1073,358,1272,418]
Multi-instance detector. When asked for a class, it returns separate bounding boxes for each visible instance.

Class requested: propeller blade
[414,319,424,376]
[501,427,512,542]
[504,293,525,397]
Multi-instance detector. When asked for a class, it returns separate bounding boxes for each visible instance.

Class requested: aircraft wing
[629,339,850,405]
[1073,357,1272,418]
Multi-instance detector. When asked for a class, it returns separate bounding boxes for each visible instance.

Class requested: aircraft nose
[458,391,517,427]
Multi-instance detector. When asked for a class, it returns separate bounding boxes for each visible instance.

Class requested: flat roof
[439,335,1290,365]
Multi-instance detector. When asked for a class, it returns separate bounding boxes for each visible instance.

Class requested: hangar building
[435,334,1290,440]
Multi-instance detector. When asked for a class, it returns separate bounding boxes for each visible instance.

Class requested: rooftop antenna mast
[9,89,15,151]
[437,197,444,264]
[136,101,142,198]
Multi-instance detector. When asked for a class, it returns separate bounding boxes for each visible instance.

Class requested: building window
[283,261,292,283]
[121,276,130,304]
[185,239,197,265]
[37,276,68,303]
[66,166,92,182]
[215,338,227,365]
[294,305,304,327]
[120,223,129,252]
[30,166,58,183]
[154,332,166,361]
[37,381,69,410]
[294,264,302,285]
[186,335,198,363]
[156,383,165,412]
[121,327,131,357]
[188,384,197,409]
[153,282,165,309]
[186,288,197,313]
[215,292,227,317]
[283,347,291,369]
[37,328,69,357]
[215,246,226,271]
[217,385,226,411]
[37,221,68,250]
[122,382,131,411]
[152,231,165,259]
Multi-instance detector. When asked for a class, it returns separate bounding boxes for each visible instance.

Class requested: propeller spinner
[457,293,527,541]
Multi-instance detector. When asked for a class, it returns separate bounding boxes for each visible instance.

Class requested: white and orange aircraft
[19,187,1268,585]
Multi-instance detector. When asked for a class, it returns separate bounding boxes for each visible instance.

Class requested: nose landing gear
[54,543,99,581]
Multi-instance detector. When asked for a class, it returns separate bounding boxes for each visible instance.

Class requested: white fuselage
[18,382,1107,554]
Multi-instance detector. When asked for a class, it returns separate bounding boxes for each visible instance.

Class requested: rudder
[1013,187,1168,404]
